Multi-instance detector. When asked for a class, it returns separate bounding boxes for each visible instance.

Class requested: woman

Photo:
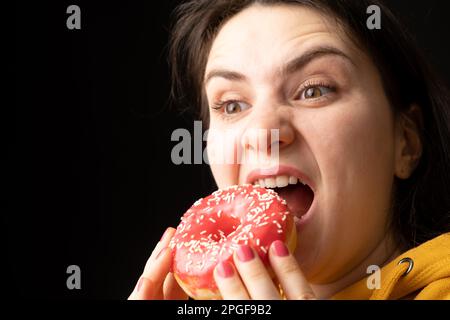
[129,0,450,300]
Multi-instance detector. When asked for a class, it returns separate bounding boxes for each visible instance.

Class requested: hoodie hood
[332,233,450,300]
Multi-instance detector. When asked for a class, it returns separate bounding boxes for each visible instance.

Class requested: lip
[245,165,317,232]
[245,165,316,191]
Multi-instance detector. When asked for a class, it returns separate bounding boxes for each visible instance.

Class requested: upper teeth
[253,175,305,188]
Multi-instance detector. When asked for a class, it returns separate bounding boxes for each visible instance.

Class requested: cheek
[314,94,395,194]
[307,94,396,240]
[206,121,241,188]
[300,95,396,281]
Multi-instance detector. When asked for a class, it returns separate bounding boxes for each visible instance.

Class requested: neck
[310,233,401,299]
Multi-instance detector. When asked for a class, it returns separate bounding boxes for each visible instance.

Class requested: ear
[394,104,423,179]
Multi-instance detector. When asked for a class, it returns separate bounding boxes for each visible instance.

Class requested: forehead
[205,4,358,76]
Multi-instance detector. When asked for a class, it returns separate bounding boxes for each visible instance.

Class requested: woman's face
[205,4,397,284]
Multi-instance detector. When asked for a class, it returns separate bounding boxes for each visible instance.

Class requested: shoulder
[414,277,450,300]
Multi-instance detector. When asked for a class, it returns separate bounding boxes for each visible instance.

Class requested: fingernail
[216,261,234,278]
[236,245,254,262]
[272,240,289,257]
[136,277,144,293]
[156,246,168,260]
[160,228,171,242]
[298,292,316,300]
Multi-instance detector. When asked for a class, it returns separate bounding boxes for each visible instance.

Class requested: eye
[300,85,334,100]
[213,100,251,115]
[225,101,247,114]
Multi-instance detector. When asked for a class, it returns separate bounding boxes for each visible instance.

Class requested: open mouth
[251,176,314,219]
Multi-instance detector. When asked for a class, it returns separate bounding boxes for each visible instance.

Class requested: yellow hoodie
[332,233,450,300]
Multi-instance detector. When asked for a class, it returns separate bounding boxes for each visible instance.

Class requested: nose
[241,107,295,161]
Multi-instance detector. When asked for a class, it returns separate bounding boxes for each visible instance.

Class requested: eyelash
[210,80,337,118]
[210,99,248,120]
[211,100,236,110]
[296,80,336,100]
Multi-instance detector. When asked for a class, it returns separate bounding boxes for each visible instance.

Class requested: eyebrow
[204,45,354,86]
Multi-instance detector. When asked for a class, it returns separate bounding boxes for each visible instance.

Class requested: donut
[169,184,297,300]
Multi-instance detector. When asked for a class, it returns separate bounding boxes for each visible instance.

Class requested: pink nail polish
[272,240,289,257]
[216,261,234,278]
[237,245,254,262]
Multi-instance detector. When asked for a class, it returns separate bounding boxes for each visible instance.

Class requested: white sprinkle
[258,221,269,227]
[253,216,262,225]
[182,233,188,238]
[277,229,283,234]
[209,218,216,223]
[186,260,193,272]
[261,247,267,254]
[256,239,260,246]
[200,230,207,235]
[217,210,222,218]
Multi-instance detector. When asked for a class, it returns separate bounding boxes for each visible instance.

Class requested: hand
[128,227,188,300]
[213,241,316,300]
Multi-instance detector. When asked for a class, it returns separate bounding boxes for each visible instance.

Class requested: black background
[11,0,450,299]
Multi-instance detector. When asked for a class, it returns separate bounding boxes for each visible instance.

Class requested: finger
[269,240,316,300]
[128,277,154,300]
[145,227,176,268]
[233,245,281,300]
[128,227,176,299]
[213,260,250,300]
[163,273,189,300]
[130,246,172,300]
